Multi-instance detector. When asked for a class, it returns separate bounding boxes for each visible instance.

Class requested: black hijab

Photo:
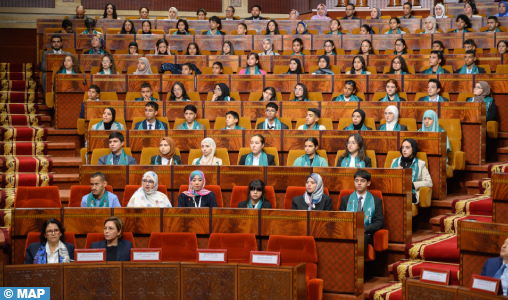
[400,138,418,167]
[215,83,232,101]
[104,107,116,130]
[352,109,366,130]
[288,58,303,74]
[317,55,333,74]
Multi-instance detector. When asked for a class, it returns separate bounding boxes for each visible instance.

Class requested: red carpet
[391,261,460,286]
[0,142,48,156]
[405,234,459,263]
[439,215,492,234]
[0,91,36,103]
[0,63,32,73]
[488,162,508,177]
[0,115,42,126]
[451,195,492,216]
[0,156,52,173]
[0,103,38,114]
[1,173,53,188]
[1,80,36,92]
[369,283,402,300]
[0,127,48,142]
[0,72,32,81]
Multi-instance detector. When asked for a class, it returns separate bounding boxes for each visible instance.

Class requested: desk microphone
[83,73,87,86]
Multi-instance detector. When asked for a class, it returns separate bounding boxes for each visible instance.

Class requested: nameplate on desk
[250,251,280,267]
[471,274,501,295]
[420,268,450,285]
[197,249,227,264]
[74,249,105,263]
[131,248,162,262]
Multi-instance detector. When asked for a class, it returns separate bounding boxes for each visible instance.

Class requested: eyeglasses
[226,10,233,13]
[46,229,60,235]
[142,179,155,184]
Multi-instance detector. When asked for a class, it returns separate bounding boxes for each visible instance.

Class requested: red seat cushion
[85,232,135,248]
[15,186,60,208]
[267,235,318,280]
[177,185,223,207]
[69,185,114,207]
[284,187,330,210]
[122,185,167,207]
[148,232,197,262]
[208,233,257,263]
[230,186,276,208]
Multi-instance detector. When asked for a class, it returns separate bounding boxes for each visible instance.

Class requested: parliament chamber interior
[2,0,508,298]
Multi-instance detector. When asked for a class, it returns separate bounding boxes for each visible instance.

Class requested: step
[50,156,81,174]
[53,173,79,190]
[430,215,447,233]
[363,277,392,299]
[47,142,76,157]
[47,127,81,156]
[497,147,508,161]
[465,180,483,195]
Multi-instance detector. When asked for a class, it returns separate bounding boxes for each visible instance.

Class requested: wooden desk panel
[224,35,253,51]
[11,208,62,237]
[165,35,194,52]
[177,55,207,73]
[282,130,320,152]
[299,74,333,93]
[55,74,89,93]
[85,101,125,120]
[333,74,368,93]
[129,166,172,188]
[111,54,141,73]
[211,208,258,235]
[79,54,102,72]
[243,101,271,120]
[404,34,433,52]
[64,263,122,299]
[342,34,371,51]
[180,263,237,300]
[196,74,228,93]
[476,74,508,94]
[136,34,165,50]
[367,75,402,93]
[80,165,127,190]
[166,101,203,120]
[195,36,223,51]
[75,34,96,51]
[163,208,209,234]
[403,74,437,93]
[440,102,482,124]
[280,101,319,121]
[367,55,398,74]
[264,74,298,93]
[321,102,358,121]
[206,129,243,151]
[155,20,177,34]
[231,75,264,93]
[372,34,403,51]
[90,75,127,92]
[203,101,242,121]
[129,130,166,151]
[86,130,125,152]
[145,54,176,72]
[476,54,502,74]
[492,173,508,223]
[162,75,195,93]
[123,262,180,300]
[282,35,311,51]
[208,55,241,73]
[64,208,111,234]
[126,101,163,122]
[38,19,85,34]
[338,20,362,33]
[44,33,74,50]
[187,21,216,35]
[439,74,474,93]
[313,35,342,50]
[437,32,464,50]
[105,34,134,51]
[115,208,161,234]
[359,101,392,120]
[400,19,423,34]
[218,166,265,189]
[4,264,63,299]
[165,130,205,151]
[272,55,298,68]
[260,209,307,236]
[45,54,67,76]
[457,286,508,300]
[173,166,218,187]
[127,75,161,93]
[361,20,390,33]
[405,278,459,300]
[320,130,352,153]
[309,211,358,240]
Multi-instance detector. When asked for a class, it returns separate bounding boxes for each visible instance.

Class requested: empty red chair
[267,235,323,300]
[122,185,168,207]
[148,232,197,262]
[85,232,136,248]
[177,185,223,207]
[283,187,330,210]
[230,186,276,208]
[68,185,114,207]
[24,231,76,261]
[208,233,257,263]
[337,190,388,261]
[15,186,61,208]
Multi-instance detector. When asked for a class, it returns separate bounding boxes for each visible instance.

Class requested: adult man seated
[455,50,486,74]
[341,4,360,20]
[71,5,89,19]
[257,102,289,129]
[297,108,326,130]
[98,132,137,165]
[418,79,450,102]
[245,5,268,20]
[139,7,151,19]
[81,172,121,207]
[57,19,74,34]
[481,237,508,295]
[222,6,236,20]
[421,51,450,74]
[134,102,167,130]
[485,16,501,32]
[402,2,415,19]
[339,170,384,257]
[136,83,158,101]
[41,35,70,95]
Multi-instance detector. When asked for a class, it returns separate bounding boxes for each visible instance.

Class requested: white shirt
[297,124,326,130]
[102,69,111,74]
[344,96,351,102]
[53,49,62,54]
[252,154,260,166]
[428,95,439,102]
[146,120,156,129]
[349,157,356,167]
[45,241,65,264]
[501,263,508,295]
[161,157,170,165]
[65,69,73,74]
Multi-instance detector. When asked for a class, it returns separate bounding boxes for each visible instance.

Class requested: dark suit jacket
[342,126,373,130]
[239,153,276,166]
[244,16,268,20]
[377,124,408,131]
[454,66,486,74]
[238,199,273,208]
[134,120,168,130]
[341,16,361,20]
[150,155,183,165]
[481,256,504,277]
[336,156,372,167]
[256,122,289,130]
[90,239,133,261]
[417,96,450,102]
[25,242,75,264]
[177,192,218,207]
[291,194,333,211]
[339,194,384,235]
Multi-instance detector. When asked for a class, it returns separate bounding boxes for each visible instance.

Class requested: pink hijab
[312,3,330,20]
[183,170,211,197]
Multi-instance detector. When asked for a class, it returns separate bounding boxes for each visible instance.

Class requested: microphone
[83,72,87,86]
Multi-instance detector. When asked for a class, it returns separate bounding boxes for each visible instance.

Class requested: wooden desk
[123,262,180,299]
[404,278,459,300]
[4,264,63,298]
[493,173,508,224]
[64,262,122,299]
[457,286,508,299]
[180,262,237,299]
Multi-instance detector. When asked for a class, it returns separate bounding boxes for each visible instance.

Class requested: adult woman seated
[127,171,172,207]
[390,139,432,204]
[84,35,109,55]
[177,170,218,207]
[174,19,191,35]
[150,137,183,165]
[336,133,372,167]
[168,7,178,20]
[346,55,371,75]
[239,53,266,74]
[378,106,408,131]
[96,53,119,74]
[343,109,372,130]
[334,80,360,101]
[91,107,124,130]
[90,216,132,261]
[419,110,451,163]
[422,17,438,34]
[385,17,405,34]
[56,55,82,75]
[168,82,191,101]
[133,57,153,75]
[238,179,273,209]
[293,137,328,166]
[291,173,332,211]
[467,81,496,122]
[285,58,303,74]
[379,79,406,102]
[25,219,74,264]
[311,3,331,20]
[311,55,334,75]
[494,1,507,17]
[239,134,276,166]
[259,38,279,56]
[386,56,410,75]
[371,7,381,19]
[211,83,235,101]
[463,2,481,19]
[192,138,222,165]
[101,3,120,20]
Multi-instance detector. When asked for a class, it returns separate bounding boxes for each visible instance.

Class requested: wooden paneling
[1,0,53,7]
[247,0,309,14]
[82,0,222,12]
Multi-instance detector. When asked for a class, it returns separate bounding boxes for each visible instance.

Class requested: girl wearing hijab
[291,173,332,211]
[150,137,182,165]
[378,106,408,131]
[419,110,451,163]
[192,138,222,165]
[127,172,172,207]
[467,81,496,122]
[211,83,235,101]
[495,1,508,17]
[391,139,433,204]
[174,19,191,35]
[177,171,218,208]
[344,109,372,130]
[371,7,381,19]
[91,107,124,130]
[291,83,309,101]
[334,80,360,102]
[133,57,153,75]
[346,55,371,75]
[387,56,410,75]
[169,82,191,101]
[423,16,438,34]
[168,7,179,20]
[312,3,331,20]
[285,58,303,74]
[239,134,276,166]
[328,19,343,35]
[296,21,311,35]
[120,20,136,34]
[324,40,337,55]
[380,79,406,102]
[259,38,279,56]
[128,41,138,55]
[84,34,108,55]
[239,53,266,74]
[289,9,300,20]
[312,56,334,75]
[293,137,328,167]
[238,179,273,209]
[434,3,448,18]
[265,20,280,35]
[336,133,372,167]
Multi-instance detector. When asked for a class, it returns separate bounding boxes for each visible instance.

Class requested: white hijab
[435,4,448,18]
[168,7,178,20]
[127,171,172,207]
[199,138,218,165]
[385,105,399,131]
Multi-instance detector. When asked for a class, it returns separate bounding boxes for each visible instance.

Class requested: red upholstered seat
[24,231,76,260]
[177,185,223,207]
[148,232,197,262]
[267,235,323,300]
[337,189,389,261]
[208,233,257,263]
[15,186,61,208]
[122,185,168,207]
[283,187,330,210]
[85,232,135,248]
[68,185,114,207]
[230,186,276,208]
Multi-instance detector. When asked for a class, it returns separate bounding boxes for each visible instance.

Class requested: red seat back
[208,233,257,263]
[230,186,276,208]
[148,232,197,262]
[267,235,318,280]
[122,185,168,207]
[283,187,330,210]
[25,231,76,260]
[85,232,135,248]
[337,190,384,213]
[15,186,61,208]
[69,185,114,207]
[177,185,223,207]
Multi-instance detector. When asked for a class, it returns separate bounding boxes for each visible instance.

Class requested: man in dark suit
[417,79,450,102]
[221,6,236,20]
[454,50,486,74]
[133,102,168,130]
[481,237,508,295]
[41,35,70,95]
[256,102,289,129]
[245,5,268,20]
[341,4,361,20]
[339,170,384,257]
